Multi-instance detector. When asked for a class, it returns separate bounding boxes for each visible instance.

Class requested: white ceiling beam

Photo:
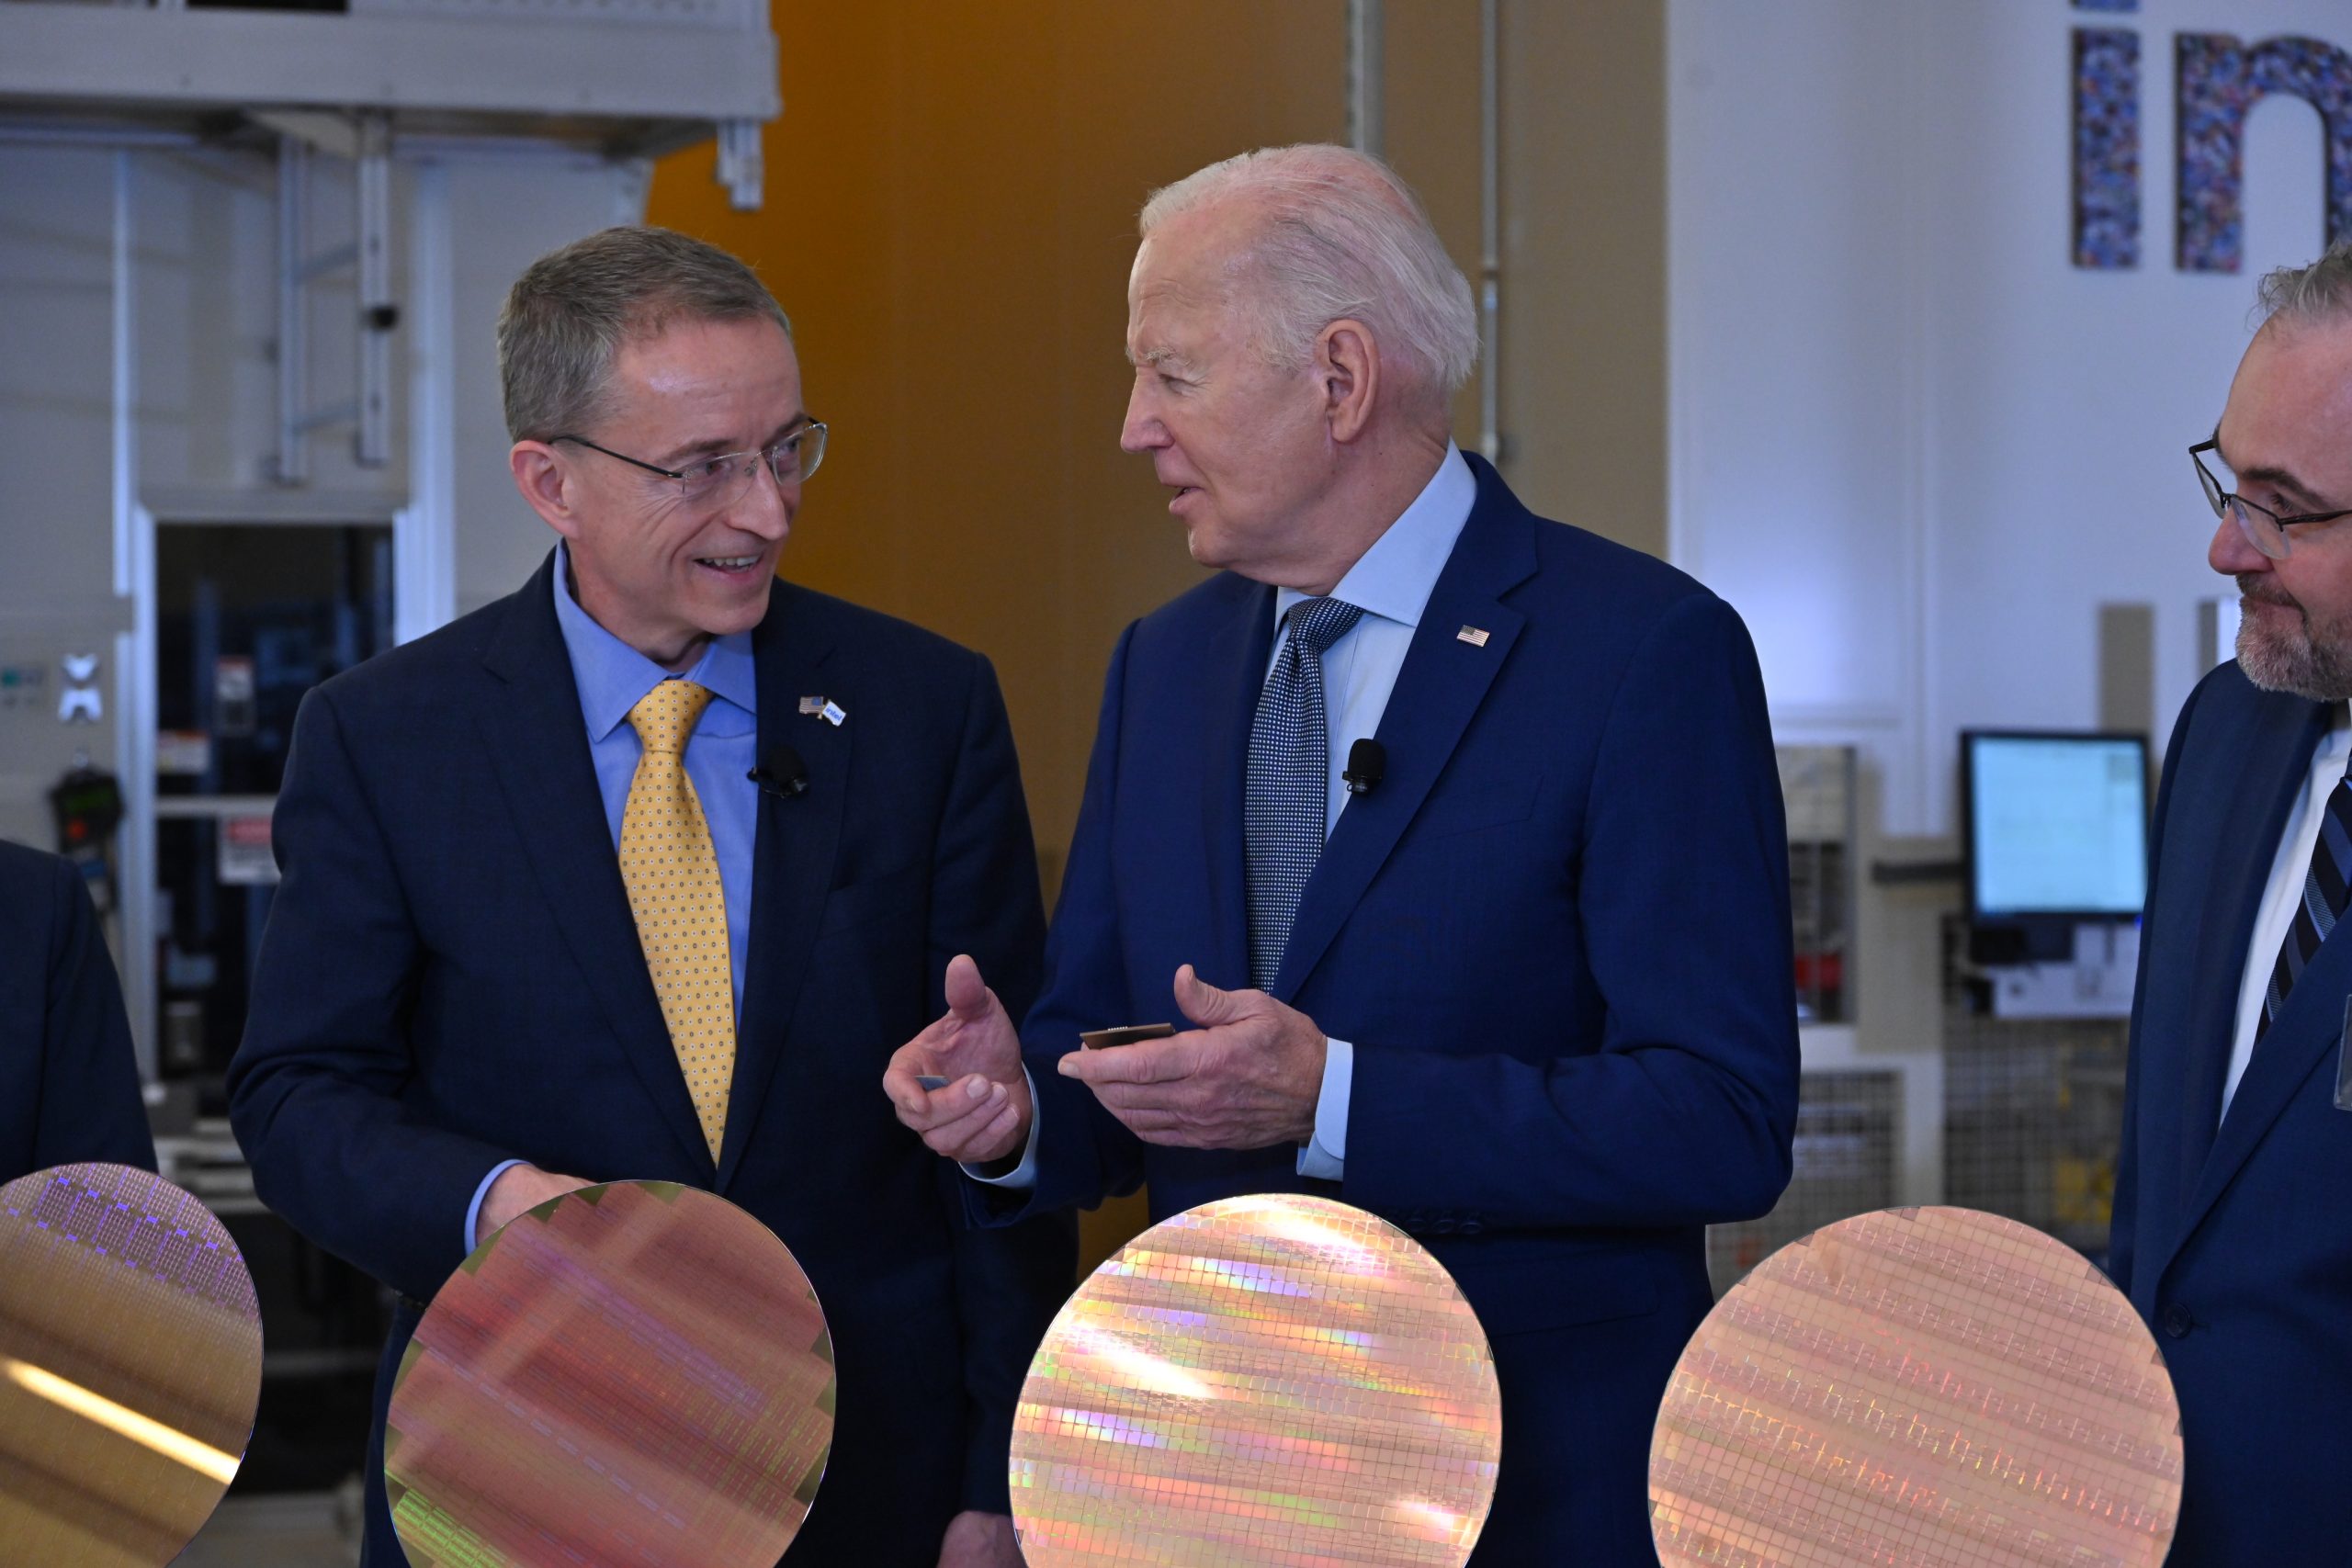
[0,7,779,123]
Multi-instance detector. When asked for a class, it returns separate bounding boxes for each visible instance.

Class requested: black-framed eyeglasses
[554,422,829,512]
[2192,437,2352,560]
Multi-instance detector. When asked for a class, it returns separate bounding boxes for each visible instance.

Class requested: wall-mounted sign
[214,656,256,739]
[2074,4,2352,271]
[219,813,278,886]
[58,650,101,724]
[157,730,214,776]
[0,662,45,711]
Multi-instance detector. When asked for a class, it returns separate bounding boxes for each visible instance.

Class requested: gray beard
[2236,577,2352,701]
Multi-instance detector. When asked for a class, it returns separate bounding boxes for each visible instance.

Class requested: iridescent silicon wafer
[1650,1205,2182,1568]
[387,1180,832,1568]
[0,1163,263,1567]
[1012,1192,1501,1567]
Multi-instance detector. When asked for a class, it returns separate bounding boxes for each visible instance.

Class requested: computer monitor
[1961,729,2150,962]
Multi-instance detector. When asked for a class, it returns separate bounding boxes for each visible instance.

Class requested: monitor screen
[1963,731,2149,919]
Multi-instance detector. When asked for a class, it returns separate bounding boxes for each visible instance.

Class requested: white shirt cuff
[1295,1036,1351,1180]
[467,1158,528,1252]
[963,1066,1042,1190]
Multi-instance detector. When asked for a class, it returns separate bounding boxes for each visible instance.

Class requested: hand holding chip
[1057,964,1329,1150]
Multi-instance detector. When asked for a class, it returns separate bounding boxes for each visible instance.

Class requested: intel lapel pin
[1456,626,1491,648]
[820,700,845,727]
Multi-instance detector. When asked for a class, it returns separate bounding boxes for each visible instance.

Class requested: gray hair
[1139,144,1478,404]
[497,226,792,443]
[2256,238,2352,328]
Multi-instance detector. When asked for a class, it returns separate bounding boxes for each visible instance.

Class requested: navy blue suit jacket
[981,457,1799,1563]
[229,552,1074,1566]
[2112,660,2352,1564]
[0,840,156,1182]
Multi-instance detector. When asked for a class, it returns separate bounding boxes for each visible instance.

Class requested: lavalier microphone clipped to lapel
[749,745,810,799]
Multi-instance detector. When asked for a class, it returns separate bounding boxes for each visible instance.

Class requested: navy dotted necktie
[2256,752,2352,1043]
[1246,597,1364,991]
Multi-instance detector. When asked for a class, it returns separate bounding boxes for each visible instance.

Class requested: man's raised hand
[884,953,1034,1166]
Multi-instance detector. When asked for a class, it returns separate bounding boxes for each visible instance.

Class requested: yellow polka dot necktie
[618,679,734,1163]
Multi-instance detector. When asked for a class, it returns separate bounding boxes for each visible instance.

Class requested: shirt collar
[1274,444,1476,632]
[551,541,758,741]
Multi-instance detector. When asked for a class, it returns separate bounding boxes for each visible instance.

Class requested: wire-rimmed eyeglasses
[555,422,829,512]
[2192,437,2352,560]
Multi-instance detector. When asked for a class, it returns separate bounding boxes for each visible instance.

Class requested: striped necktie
[1245,596,1364,991]
[618,679,735,1162]
[2256,750,2352,1044]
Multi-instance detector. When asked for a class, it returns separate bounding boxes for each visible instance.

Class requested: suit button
[1430,1215,1457,1235]
[2161,1303,2193,1338]
[1458,1216,1485,1236]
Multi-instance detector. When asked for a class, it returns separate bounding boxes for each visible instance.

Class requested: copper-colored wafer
[387,1179,833,1568]
[1012,1192,1501,1567]
[1651,1205,2182,1568]
[0,1163,262,1567]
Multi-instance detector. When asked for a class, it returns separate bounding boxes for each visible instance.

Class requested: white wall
[0,136,641,1055]
[0,141,637,826]
[434,151,646,615]
[0,147,126,852]
[1671,0,2348,835]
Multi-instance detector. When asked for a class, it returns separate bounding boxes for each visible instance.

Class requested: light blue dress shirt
[976,445,1476,1189]
[465,543,762,1248]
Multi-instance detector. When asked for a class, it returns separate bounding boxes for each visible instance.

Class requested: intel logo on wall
[2072,0,2350,271]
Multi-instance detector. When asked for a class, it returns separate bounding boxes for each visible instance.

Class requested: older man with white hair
[888,144,1798,1562]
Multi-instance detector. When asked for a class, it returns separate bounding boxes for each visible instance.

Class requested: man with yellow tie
[228,227,1069,1568]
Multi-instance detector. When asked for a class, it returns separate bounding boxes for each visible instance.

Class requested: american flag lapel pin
[798,695,825,715]
[1456,626,1491,648]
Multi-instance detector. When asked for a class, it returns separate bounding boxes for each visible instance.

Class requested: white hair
[2258,238,2352,329]
[1139,144,1478,404]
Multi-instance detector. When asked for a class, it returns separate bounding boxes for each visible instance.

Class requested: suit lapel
[2165,694,2337,1263]
[1272,465,1538,1001]
[2168,695,2328,1195]
[716,583,846,1193]
[1201,583,1275,993]
[475,554,711,1172]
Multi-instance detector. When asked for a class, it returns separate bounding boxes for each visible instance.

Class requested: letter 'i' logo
[2071,0,2352,273]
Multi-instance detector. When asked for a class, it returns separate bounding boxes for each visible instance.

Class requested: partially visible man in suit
[230,227,1070,1568]
[2110,239,2352,1564]
[1,840,155,1181]
[887,145,1798,1563]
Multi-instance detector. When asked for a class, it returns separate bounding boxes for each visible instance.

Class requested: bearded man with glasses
[230,226,1069,1568]
[2112,238,2352,1565]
